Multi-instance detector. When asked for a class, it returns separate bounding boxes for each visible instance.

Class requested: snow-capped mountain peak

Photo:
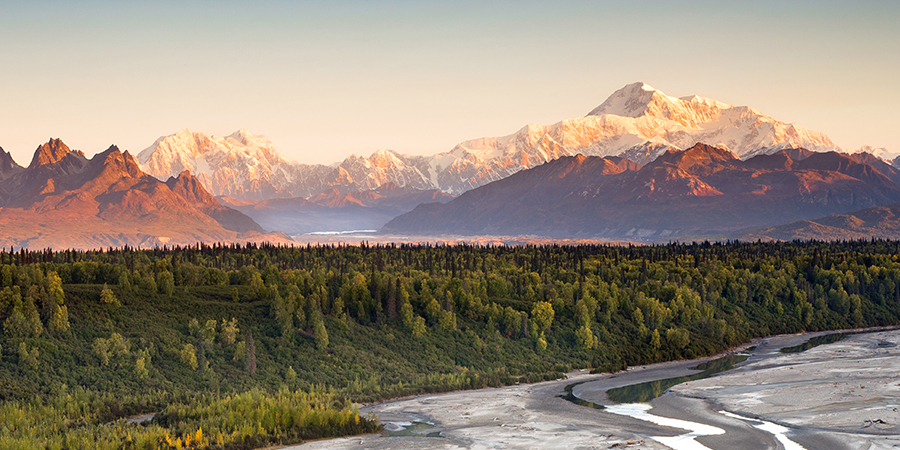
[138,129,303,199]
[588,82,740,129]
[679,95,733,110]
[587,81,676,118]
[853,145,898,161]
[368,149,405,168]
[138,82,878,199]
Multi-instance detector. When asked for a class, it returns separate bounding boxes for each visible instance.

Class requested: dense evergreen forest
[3,240,900,449]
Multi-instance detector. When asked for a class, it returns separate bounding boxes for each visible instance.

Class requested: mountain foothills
[4,241,900,448]
[384,144,900,239]
[743,202,900,241]
[0,140,287,250]
[137,82,862,200]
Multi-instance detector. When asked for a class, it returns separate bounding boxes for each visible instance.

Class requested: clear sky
[1,1,898,165]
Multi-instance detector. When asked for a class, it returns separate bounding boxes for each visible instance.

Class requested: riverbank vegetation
[2,239,900,448]
[0,388,376,450]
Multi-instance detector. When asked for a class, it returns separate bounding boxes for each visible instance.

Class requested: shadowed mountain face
[741,202,900,241]
[0,139,276,249]
[382,144,900,240]
[0,147,24,181]
[165,171,264,233]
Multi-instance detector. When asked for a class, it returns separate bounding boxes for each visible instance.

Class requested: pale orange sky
[1,1,898,165]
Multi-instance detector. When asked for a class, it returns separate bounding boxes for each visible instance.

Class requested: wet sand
[288,373,673,449]
[670,329,900,449]
[286,329,900,449]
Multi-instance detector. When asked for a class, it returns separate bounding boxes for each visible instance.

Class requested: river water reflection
[778,332,847,353]
[606,353,749,404]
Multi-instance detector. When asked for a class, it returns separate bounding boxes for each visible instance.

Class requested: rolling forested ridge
[3,240,900,448]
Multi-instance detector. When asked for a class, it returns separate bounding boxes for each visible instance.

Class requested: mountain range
[0,139,287,249]
[137,82,858,200]
[3,82,899,248]
[382,144,900,240]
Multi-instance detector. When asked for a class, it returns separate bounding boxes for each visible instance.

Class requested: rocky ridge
[382,143,900,240]
[0,139,285,249]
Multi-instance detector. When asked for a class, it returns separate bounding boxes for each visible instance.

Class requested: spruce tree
[24,297,42,337]
[285,365,297,383]
[157,270,175,296]
[221,318,239,345]
[233,341,246,362]
[100,284,120,306]
[180,344,198,371]
[48,304,69,332]
[244,331,257,375]
[3,301,28,337]
[314,319,329,351]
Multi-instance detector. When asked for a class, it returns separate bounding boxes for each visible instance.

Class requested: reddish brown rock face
[383,144,900,240]
[0,140,283,249]
[27,138,71,169]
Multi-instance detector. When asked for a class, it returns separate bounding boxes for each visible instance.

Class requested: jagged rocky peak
[0,147,24,176]
[92,145,144,178]
[167,170,204,192]
[28,138,72,169]
[166,170,216,204]
[172,169,196,182]
[663,143,738,163]
[0,137,276,248]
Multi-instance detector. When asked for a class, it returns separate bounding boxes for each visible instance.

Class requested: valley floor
[289,231,638,247]
[285,329,900,450]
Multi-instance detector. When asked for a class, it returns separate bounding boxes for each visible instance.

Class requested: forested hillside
[2,240,900,448]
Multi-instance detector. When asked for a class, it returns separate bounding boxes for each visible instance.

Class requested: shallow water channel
[564,331,850,408]
[382,420,442,437]
[562,331,853,450]
[778,332,848,353]
[606,353,750,404]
